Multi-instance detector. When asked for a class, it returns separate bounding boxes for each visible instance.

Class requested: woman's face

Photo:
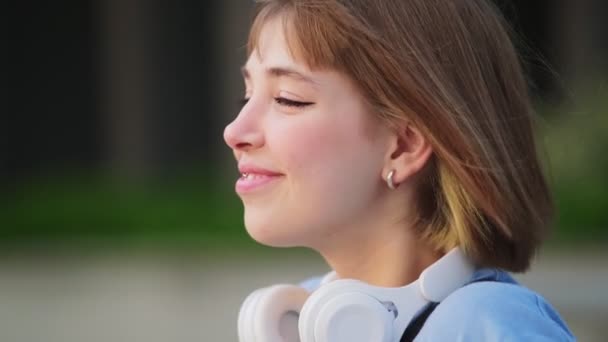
[224,17,392,249]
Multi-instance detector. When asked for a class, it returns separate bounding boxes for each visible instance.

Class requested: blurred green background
[2,1,607,341]
[3,1,606,251]
[2,105,608,250]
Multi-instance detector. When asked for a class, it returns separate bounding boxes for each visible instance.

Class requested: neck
[314,190,442,287]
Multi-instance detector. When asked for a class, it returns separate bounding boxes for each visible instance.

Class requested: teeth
[241,172,274,180]
[242,173,257,180]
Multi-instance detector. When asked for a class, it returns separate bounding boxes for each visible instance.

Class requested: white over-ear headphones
[237,248,474,342]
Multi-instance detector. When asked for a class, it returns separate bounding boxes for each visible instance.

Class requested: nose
[223,102,265,153]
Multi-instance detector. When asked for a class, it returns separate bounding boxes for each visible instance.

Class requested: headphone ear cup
[299,280,362,341]
[299,280,394,342]
[238,287,269,342]
[252,284,310,342]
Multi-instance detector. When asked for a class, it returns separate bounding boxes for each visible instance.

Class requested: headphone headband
[309,247,474,340]
[419,248,475,302]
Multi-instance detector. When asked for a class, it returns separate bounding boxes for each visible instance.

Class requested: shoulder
[416,270,575,341]
[298,271,337,292]
[298,275,324,292]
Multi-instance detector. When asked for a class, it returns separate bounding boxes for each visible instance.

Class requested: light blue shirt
[300,268,575,341]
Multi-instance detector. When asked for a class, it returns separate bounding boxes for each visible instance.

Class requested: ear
[383,122,433,187]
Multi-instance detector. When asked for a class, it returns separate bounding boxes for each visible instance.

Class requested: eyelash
[238,97,314,108]
[275,97,314,108]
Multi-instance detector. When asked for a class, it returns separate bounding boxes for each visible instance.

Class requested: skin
[223,16,439,287]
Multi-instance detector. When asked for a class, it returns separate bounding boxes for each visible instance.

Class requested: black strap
[400,302,439,342]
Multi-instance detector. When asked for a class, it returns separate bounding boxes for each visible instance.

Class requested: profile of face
[223,16,395,250]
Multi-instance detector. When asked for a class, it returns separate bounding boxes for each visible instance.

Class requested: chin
[245,223,296,247]
[243,214,306,248]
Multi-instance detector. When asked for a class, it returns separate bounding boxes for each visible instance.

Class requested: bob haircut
[247,0,553,273]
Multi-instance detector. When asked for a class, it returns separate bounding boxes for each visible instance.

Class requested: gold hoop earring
[386,170,396,190]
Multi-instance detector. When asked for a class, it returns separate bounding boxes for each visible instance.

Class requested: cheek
[275,117,350,178]
[272,114,383,213]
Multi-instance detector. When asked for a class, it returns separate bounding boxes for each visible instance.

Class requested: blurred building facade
[5,0,608,181]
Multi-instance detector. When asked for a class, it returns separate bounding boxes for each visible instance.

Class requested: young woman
[224,0,575,340]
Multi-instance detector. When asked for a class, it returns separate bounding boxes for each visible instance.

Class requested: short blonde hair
[247,0,553,272]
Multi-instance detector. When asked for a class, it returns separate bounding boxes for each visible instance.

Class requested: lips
[235,164,283,194]
[238,165,283,177]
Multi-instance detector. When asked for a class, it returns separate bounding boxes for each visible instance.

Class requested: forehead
[243,17,332,89]
[243,13,369,105]
[245,16,302,71]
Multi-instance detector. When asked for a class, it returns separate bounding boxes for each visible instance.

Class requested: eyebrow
[240,65,319,86]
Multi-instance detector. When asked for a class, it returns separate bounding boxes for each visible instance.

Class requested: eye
[274,97,314,108]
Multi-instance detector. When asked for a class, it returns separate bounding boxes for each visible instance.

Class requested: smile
[235,172,283,194]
